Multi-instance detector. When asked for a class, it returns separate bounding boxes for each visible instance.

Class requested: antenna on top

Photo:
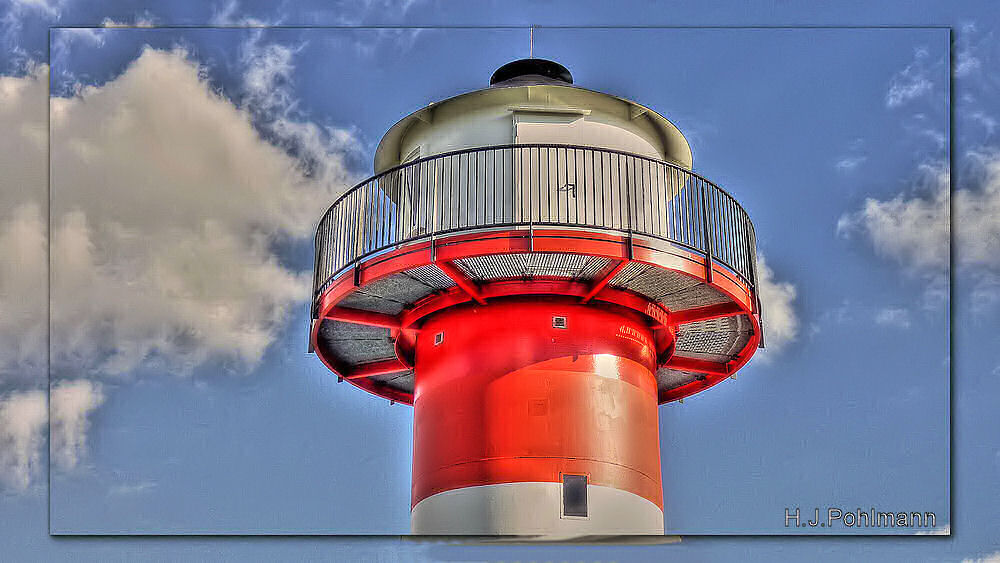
[529,26,533,58]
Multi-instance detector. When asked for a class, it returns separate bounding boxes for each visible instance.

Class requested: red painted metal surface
[435,259,487,305]
[410,297,663,509]
[580,260,628,304]
[346,358,409,380]
[669,301,743,324]
[310,226,761,405]
[325,307,401,330]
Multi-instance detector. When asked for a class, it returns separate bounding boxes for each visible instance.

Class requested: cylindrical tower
[310,59,763,536]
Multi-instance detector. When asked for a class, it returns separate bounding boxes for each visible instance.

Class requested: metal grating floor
[317,252,753,398]
[404,264,457,290]
[674,314,752,360]
[608,263,732,311]
[455,253,611,281]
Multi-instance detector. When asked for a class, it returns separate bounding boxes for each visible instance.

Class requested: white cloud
[0,67,49,492]
[109,480,157,496]
[837,162,949,272]
[956,49,982,77]
[838,149,1000,311]
[874,307,912,329]
[958,151,1000,313]
[0,203,47,381]
[837,162,950,305]
[50,379,104,472]
[239,34,364,186]
[913,523,949,535]
[0,65,48,383]
[7,0,62,17]
[955,23,989,78]
[970,111,998,136]
[48,47,356,375]
[0,44,359,490]
[0,64,48,206]
[843,28,999,311]
[755,255,798,357]
[0,389,47,492]
[242,38,297,114]
[835,155,867,173]
[956,151,1000,268]
[210,0,276,26]
[963,552,1000,563]
[885,47,937,108]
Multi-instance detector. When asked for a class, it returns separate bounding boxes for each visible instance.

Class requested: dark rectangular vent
[562,474,588,517]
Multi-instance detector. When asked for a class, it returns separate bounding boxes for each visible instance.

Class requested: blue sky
[0,1,997,562]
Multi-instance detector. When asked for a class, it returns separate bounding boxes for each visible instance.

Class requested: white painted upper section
[374,81,693,174]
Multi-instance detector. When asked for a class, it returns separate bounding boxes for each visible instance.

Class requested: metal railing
[313,143,759,310]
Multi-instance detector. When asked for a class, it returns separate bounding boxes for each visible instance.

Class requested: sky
[0,1,997,562]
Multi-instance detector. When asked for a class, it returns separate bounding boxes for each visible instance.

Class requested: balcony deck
[310,144,762,404]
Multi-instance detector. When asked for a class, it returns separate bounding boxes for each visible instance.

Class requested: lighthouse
[310,58,762,536]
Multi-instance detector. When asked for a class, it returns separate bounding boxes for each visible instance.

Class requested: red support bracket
[346,358,409,380]
[435,260,487,305]
[664,355,730,376]
[581,260,629,304]
[670,301,744,325]
[324,307,401,330]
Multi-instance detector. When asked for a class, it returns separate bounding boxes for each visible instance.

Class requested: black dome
[489,58,573,86]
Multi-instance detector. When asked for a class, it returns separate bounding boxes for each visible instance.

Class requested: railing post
[749,223,764,348]
[529,147,534,251]
[311,145,760,342]
[622,154,633,257]
[431,158,439,262]
[699,180,714,283]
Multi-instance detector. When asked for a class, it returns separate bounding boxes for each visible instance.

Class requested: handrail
[312,144,759,322]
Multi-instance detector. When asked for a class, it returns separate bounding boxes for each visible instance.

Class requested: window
[552,316,567,329]
[433,332,444,346]
[562,474,588,517]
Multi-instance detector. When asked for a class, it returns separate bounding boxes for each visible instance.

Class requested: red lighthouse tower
[310,59,762,536]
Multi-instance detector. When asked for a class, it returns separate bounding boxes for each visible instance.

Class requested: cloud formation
[874,307,912,329]
[841,28,1000,313]
[0,44,358,491]
[964,552,1000,563]
[0,203,47,381]
[0,389,46,492]
[835,155,867,173]
[885,47,937,108]
[6,0,61,18]
[837,162,949,273]
[755,255,799,357]
[837,162,950,307]
[0,69,48,382]
[50,380,104,471]
[48,47,355,375]
[0,65,49,493]
[838,151,1000,310]
[0,380,106,492]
